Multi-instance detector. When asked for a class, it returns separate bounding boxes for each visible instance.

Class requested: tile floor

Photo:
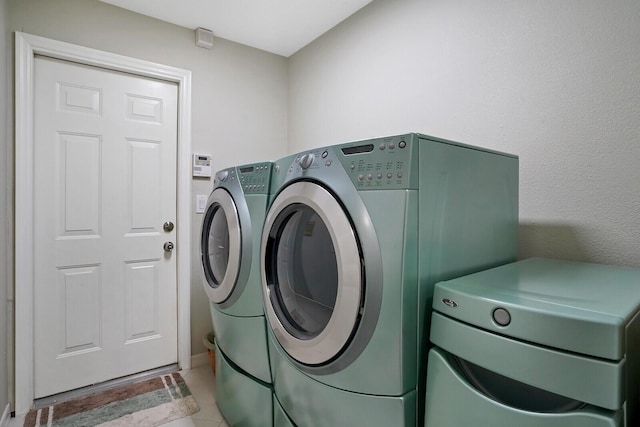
[8,363,228,427]
[162,363,228,427]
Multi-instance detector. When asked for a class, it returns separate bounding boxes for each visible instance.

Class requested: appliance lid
[433,258,640,361]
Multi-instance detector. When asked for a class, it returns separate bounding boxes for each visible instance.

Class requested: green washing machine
[200,162,273,426]
[260,133,519,426]
[426,258,640,427]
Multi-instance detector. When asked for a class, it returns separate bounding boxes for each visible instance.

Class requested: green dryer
[426,258,640,427]
[261,133,519,426]
[201,162,274,426]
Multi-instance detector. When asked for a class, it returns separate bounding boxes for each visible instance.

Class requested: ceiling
[99,0,373,57]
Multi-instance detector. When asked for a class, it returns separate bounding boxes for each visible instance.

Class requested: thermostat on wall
[193,153,212,178]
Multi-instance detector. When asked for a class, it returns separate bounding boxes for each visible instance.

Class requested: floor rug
[24,372,199,427]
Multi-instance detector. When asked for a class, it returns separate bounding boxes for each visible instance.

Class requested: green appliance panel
[425,348,622,427]
[269,334,416,427]
[210,305,271,384]
[221,192,269,316]
[215,342,273,427]
[264,133,518,427]
[431,258,640,427]
[273,395,296,427]
[433,257,640,360]
[430,312,624,410]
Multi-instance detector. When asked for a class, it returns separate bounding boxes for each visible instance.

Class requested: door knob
[163,221,174,232]
[163,241,174,252]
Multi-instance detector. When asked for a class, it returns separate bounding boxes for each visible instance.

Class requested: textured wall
[288,0,640,267]
[7,0,288,359]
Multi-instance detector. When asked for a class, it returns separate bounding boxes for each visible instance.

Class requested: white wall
[0,0,10,418]
[289,0,640,268]
[7,0,289,358]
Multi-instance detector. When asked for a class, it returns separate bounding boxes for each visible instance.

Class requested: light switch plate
[196,195,208,214]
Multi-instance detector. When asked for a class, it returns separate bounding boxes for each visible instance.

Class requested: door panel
[33,56,178,398]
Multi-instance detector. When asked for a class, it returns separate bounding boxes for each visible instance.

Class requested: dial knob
[217,170,229,182]
[299,153,315,170]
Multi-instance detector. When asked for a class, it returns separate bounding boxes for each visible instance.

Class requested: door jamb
[14,32,192,414]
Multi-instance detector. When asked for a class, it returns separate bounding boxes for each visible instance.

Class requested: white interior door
[33,55,178,398]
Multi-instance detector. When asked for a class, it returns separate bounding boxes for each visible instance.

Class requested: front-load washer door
[201,187,243,304]
[262,181,363,366]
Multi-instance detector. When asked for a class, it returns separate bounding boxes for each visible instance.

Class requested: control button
[379,144,385,151]
[321,150,328,158]
[399,140,406,148]
[493,308,511,326]
[350,163,355,170]
[389,143,396,149]
[299,153,315,170]
[275,165,280,173]
[397,172,403,179]
[358,174,364,181]
[387,173,393,179]
[367,174,373,180]
[377,173,383,179]
[325,160,332,167]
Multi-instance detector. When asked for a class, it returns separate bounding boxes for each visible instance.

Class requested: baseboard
[0,403,10,427]
[191,351,210,368]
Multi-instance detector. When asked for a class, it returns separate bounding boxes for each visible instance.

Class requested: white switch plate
[196,195,208,214]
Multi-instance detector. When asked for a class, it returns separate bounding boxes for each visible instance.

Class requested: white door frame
[14,32,192,414]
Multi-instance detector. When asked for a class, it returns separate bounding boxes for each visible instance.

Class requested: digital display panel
[341,144,374,155]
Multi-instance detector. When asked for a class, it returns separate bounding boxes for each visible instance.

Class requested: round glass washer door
[262,181,363,366]
[201,187,242,303]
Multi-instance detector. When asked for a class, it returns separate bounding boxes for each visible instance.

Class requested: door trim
[14,32,192,414]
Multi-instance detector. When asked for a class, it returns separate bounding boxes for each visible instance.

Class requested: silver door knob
[163,241,174,252]
[163,221,174,232]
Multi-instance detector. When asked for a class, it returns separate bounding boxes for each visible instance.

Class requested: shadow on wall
[518,221,595,263]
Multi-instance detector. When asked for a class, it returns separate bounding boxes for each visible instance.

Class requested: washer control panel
[238,162,271,195]
[214,162,271,194]
[284,134,418,190]
[337,135,415,190]
[279,134,419,190]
